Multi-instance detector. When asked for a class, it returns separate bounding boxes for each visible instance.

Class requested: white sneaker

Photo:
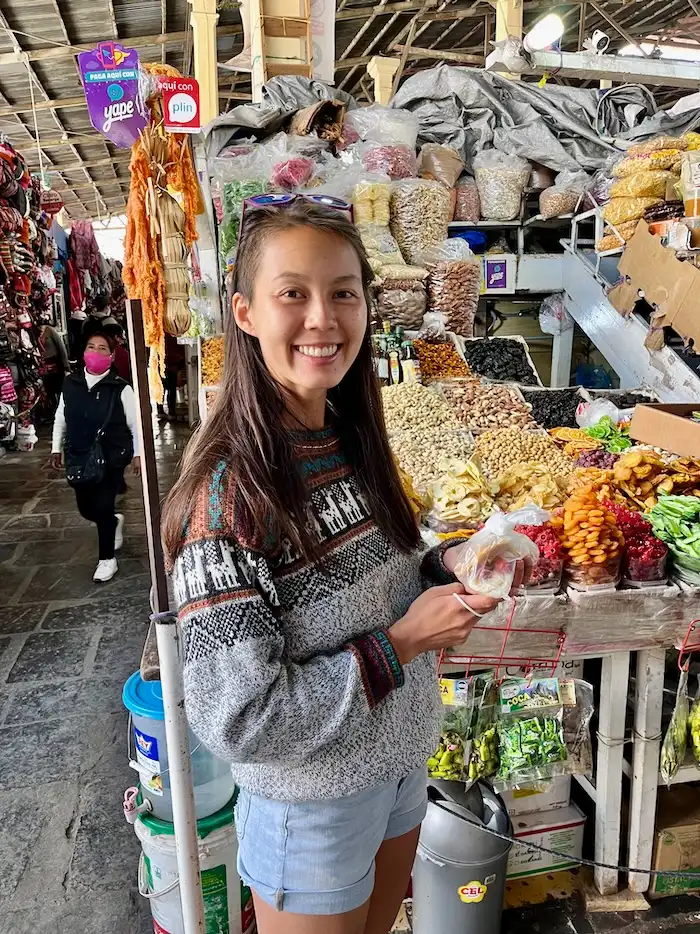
[115,513,125,551]
[93,558,118,582]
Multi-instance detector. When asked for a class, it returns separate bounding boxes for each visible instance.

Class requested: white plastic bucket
[135,799,255,934]
[16,426,36,452]
[123,671,235,822]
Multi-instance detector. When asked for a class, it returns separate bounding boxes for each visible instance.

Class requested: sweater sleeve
[51,393,66,454]
[120,384,140,457]
[174,536,405,766]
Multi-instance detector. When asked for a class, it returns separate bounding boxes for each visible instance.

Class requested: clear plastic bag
[376,282,426,330]
[539,170,588,219]
[418,143,464,189]
[451,505,549,598]
[689,680,700,767]
[353,178,392,225]
[454,178,480,222]
[628,135,688,157]
[496,678,568,787]
[417,239,481,338]
[417,311,448,343]
[360,225,405,269]
[473,150,530,221]
[345,104,419,149]
[660,668,689,785]
[601,196,662,226]
[613,150,682,178]
[360,142,417,180]
[390,179,451,263]
[539,293,573,336]
[610,170,676,199]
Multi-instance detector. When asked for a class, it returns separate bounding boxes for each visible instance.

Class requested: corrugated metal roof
[0,0,696,217]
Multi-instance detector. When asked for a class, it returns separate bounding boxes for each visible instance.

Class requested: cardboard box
[630,404,700,459]
[608,221,700,348]
[650,787,700,899]
[501,775,571,818]
[507,803,585,879]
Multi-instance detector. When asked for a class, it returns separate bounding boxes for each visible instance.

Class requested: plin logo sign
[161,77,201,134]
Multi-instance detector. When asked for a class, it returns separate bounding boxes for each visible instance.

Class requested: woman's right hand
[388,583,501,666]
[50,452,63,470]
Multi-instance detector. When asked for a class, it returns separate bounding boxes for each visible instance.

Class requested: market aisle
[0,421,187,934]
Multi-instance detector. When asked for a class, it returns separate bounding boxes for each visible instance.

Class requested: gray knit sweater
[172,426,442,802]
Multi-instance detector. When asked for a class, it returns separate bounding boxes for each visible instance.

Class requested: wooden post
[126,299,169,615]
[188,0,220,124]
[368,56,400,104]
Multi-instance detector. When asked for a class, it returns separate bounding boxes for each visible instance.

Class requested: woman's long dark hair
[162,200,419,563]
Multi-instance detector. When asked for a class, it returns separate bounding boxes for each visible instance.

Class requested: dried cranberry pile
[603,501,667,581]
[576,449,619,469]
[516,524,563,586]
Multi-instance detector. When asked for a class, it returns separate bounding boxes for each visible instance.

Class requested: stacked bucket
[123,671,256,934]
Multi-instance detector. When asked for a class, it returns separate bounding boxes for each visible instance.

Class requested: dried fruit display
[557,487,624,587]
[413,339,471,382]
[496,463,568,512]
[429,457,496,529]
[201,335,224,386]
[475,427,574,481]
[439,380,534,431]
[612,450,675,510]
[462,339,539,385]
[515,523,564,588]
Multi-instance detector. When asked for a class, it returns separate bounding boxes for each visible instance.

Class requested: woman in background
[39,322,70,413]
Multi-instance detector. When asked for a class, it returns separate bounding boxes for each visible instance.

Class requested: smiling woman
[160,200,500,934]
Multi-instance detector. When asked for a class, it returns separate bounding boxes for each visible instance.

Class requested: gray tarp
[389,65,700,173]
[203,76,357,161]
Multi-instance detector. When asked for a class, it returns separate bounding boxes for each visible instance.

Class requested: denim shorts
[235,766,427,915]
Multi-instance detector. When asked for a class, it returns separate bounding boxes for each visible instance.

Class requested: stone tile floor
[0,420,188,934]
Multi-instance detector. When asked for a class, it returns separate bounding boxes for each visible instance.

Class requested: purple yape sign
[78,42,149,148]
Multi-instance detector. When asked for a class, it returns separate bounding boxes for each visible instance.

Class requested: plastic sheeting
[389,66,700,173]
[204,76,357,162]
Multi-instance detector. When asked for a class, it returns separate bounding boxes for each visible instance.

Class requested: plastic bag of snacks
[473,150,530,221]
[376,281,426,330]
[345,104,419,149]
[454,178,480,222]
[610,169,676,200]
[613,149,682,178]
[689,685,700,767]
[361,142,417,180]
[601,196,662,226]
[390,179,452,263]
[418,143,464,189]
[380,263,428,280]
[595,220,640,253]
[360,225,405,272]
[496,678,568,786]
[451,505,548,599]
[428,675,492,781]
[683,131,700,151]
[417,239,481,338]
[627,135,688,157]
[352,178,391,225]
[661,668,689,785]
[539,170,588,219]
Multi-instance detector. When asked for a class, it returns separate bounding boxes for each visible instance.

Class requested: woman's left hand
[131,456,141,477]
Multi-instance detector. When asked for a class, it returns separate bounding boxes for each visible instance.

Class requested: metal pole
[126,300,206,934]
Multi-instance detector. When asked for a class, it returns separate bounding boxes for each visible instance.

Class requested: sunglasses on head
[241,192,354,225]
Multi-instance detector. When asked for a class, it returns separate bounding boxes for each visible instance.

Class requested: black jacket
[63,370,133,470]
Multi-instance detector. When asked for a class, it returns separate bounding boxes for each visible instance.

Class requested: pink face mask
[84,350,113,375]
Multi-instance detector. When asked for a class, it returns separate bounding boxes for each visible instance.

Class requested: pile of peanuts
[201,336,224,386]
[554,486,624,585]
[382,382,459,433]
[390,428,474,493]
[440,380,534,432]
[475,427,574,481]
[413,339,472,382]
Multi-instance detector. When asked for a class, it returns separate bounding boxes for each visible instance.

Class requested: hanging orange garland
[123,62,203,400]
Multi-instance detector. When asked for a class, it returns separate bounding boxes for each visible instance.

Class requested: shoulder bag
[65,387,118,488]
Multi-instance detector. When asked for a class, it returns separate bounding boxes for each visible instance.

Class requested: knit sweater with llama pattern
[172,426,442,802]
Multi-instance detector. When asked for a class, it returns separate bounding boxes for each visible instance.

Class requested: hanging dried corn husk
[156,191,191,336]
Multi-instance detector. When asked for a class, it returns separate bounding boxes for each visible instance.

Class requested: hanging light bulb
[523,14,565,53]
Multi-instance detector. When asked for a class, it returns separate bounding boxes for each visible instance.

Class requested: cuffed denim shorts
[235,766,427,915]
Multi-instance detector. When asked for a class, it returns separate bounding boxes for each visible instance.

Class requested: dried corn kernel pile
[201,336,224,386]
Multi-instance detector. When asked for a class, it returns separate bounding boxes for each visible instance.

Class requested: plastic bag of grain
[473,150,530,221]
[601,196,662,226]
[609,169,676,199]
[390,179,452,263]
[539,170,588,219]
[454,178,480,222]
[417,239,481,338]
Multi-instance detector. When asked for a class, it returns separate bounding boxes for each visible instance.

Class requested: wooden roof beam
[391,43,485,63]
[0,26,242,66]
